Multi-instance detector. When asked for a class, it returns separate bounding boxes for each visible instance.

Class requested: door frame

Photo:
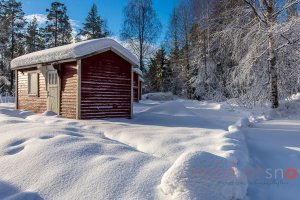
[46,65,61,114]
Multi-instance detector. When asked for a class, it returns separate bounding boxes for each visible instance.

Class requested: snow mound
[234,117,251,128]
[142,92,175,101]
[224,122,249,168]
[266,93,300,119]
[160,151,247,200]
[42,111,58,116]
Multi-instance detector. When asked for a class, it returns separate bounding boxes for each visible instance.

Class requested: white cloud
[24,14,47,25]
[24,14,81,41]
[69,19,80,39]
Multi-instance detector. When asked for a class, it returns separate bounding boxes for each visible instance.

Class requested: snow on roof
[133,68,143,76]
[11,38,139,69]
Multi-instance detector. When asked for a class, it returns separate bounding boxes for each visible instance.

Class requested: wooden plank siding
[60,62,77,119]
[81,50,132,119]
[133,72,139,102]
[139,80,142,100]
[17,68,47,113]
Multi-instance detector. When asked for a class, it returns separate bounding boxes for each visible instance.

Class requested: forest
[0,0,299,108]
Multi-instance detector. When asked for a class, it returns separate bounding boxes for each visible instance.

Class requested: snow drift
[160,151,247,200]
[266,93,300,119]
[0,99,252,200]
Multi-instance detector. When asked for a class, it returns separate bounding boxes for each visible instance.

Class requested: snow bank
[41,111,58,116]
[223,127,249,168]
[160,151,247,200]
[266,93,300,119]
[142,92,176,101]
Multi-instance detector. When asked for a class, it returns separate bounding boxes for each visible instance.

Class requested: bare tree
[120,0,161,72]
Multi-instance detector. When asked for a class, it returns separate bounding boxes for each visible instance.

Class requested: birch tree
[120,0,161,72]
[242,0,300,108]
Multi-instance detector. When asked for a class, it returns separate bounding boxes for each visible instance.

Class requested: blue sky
[21,0,180,44]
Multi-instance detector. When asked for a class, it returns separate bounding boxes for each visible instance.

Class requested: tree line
[145,0,300,108]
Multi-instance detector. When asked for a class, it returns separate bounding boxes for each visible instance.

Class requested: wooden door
[47,70,60,114]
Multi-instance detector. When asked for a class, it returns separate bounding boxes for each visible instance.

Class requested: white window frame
[28,71,39,96]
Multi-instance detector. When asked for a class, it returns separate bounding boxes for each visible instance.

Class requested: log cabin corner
[11,38,143,119]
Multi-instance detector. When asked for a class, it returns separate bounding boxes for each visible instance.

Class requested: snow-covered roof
[11,38,139,69]
[133,68,143,76]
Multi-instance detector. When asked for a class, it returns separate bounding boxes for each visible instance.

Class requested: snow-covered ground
[0,94,299,200]
[244,94,300,200]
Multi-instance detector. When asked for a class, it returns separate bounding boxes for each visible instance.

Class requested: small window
[28,72,38,96]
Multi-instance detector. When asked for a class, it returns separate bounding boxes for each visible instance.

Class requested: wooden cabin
[11,38,140,119]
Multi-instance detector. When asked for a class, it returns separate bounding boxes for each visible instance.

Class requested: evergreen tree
[145,47,169,92]
[167,8,183,96]
[78,4,109,40]
[0,0,26,94]
[25,17,44,53]
[44,1,72,47]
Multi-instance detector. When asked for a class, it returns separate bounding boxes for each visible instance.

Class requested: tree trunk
[268,34,279,108]
[10,14,15,95]
[266,0,279,108]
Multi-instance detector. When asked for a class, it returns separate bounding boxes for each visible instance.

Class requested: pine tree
[44,1,72,47]
[0,0,26,94]
[145,47,169,92]
[25,17,44,53]
[167,8,183,96]
[78,4,109,40]
[166,1,195,98]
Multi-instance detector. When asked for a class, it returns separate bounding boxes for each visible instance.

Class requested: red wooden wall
[139,80,142,100]
[80,50,132,119]
[133,72,139,102]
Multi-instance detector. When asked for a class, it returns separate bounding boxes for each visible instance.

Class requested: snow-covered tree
[0,0,26,94]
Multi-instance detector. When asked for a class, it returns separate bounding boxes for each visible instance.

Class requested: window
[28,72,38,96]
[47,71,58,85]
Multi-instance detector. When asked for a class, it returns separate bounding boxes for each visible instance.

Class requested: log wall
[60,62,77,119]
[17,68,47,113]
[81,50,132,119]
[133,72,139,102]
